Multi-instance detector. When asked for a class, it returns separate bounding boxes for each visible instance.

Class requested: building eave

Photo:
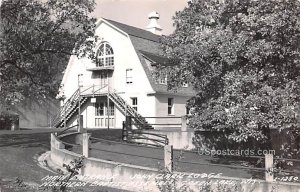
[95,18,130,38]
[147,91,195,97]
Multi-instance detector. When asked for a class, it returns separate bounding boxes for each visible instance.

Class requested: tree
[0,0,97,105]
[163,0,300,156]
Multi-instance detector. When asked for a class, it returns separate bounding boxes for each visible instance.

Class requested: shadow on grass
[0,133,50,149]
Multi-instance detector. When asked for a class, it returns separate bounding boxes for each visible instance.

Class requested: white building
[52,12,195,130]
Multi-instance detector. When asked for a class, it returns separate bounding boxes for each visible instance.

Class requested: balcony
[86,64,114,71]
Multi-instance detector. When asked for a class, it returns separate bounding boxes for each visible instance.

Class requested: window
[168,98,174,115]
[96,42,114,67]
[107,102,115,116]
[126,69,133,84]
[95,103,105,116]
[95,102,114,116]
[159,72,167,84]
[131,97,138,111]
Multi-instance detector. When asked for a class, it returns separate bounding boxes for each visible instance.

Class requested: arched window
[96,42,114,67]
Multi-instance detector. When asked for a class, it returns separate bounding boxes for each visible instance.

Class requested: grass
[1,128,296,192]
[0,130,130,192]
[63,129,257,179]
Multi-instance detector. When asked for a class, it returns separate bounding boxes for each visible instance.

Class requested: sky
[92,0,188,35]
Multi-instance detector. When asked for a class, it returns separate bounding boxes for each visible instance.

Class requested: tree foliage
[0,0,96,105]
[163,0,300,153]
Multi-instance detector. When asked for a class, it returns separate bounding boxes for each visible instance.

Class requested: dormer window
[157,71,167,84]
[96,42,114,67]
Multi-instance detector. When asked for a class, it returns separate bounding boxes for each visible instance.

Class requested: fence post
[181,116,187,132]
[126,116,132,130]
[51,133,64,149]
[77,115,83,133]
[164,145,173,172]
[265,153,274,182]
[122,121,127,141]
[51,133,56,148]
[82,132,90,158]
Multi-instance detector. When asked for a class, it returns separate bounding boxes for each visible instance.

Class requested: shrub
[0,111,19,130]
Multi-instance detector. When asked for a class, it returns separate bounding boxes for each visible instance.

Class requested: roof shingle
[103,18,195,97]
[103,18,161,43]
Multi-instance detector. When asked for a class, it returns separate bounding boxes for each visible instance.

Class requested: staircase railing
[51,85,152,129]
[108,92,152,130]
[80,84,109,96]
[51,89,80,127]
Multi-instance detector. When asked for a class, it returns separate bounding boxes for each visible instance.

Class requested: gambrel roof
[102,18,195,97]
[104,19,160,43]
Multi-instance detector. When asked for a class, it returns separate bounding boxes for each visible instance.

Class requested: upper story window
[126,69,133,84]
[155,71,167,85]
[159,72,167,84]
[131,97,138,111]
[96,42,114,67]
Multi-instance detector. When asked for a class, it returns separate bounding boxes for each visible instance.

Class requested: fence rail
[122,120,169,147]
[57,124,78,136]
[130,130,168,139]
[56,130,300,183]
[133,123,182,126]
[143,116,183,119]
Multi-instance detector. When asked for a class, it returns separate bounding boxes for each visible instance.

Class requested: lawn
[1,128,298,192]
[0,130,130,192]
[63,129,259,179]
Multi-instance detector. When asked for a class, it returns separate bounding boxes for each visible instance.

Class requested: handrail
[52,85,151,129]
[81,85,94,93]
[125,141,165,148]
[273,157,300,162]
[51,89,80,127]
[108,92,148,128]
[130,130,168,139]
[57,124,78,136]
[133,123,181,126]
[81,84,109,96]
[143,116,182,119]
[127,129,169,147]
[127,136,166,145]
[52,88,90,128]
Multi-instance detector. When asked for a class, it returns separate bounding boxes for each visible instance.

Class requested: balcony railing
[80,85,110,96]
[86,64,114,71]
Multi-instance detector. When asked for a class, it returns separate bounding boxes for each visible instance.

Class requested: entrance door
[94,101,115,128]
